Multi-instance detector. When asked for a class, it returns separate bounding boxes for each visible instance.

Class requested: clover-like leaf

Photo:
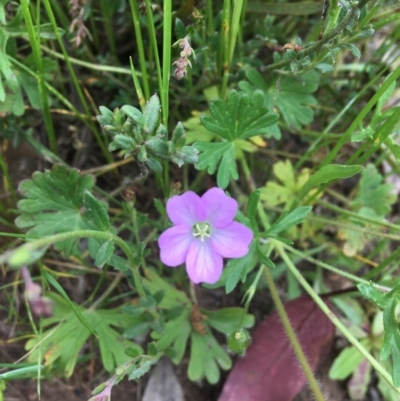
[25,293,145,377]
[15,165,103,257]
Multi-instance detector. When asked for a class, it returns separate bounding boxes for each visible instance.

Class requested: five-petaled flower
[158,188,253,284]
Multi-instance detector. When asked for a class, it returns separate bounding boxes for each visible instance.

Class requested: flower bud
[227,329,251,355]
[21,266,53,317]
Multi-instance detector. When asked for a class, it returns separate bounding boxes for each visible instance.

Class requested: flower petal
[158,225,194,266]
[166,191,206,226]
[202,188,238,227]
[186,240,223,284]
[210,222,253,258]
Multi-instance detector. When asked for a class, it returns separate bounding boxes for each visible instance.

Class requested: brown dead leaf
[219,296,335,401]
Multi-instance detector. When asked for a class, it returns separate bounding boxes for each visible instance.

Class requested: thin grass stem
[128,0,150,100]
[20,0,57,154]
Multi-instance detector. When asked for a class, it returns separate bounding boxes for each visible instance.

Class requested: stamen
[193,222,211,242]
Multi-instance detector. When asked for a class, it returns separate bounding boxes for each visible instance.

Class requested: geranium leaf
[200,90,278,141]
[239,69,319,138]
[348,359,372,400]
[83,190,110,231]
[152,311,191,364]
[195,90,277,188]
[25,293,145,377]
[44,271,97,337]
[358,283,400,388]
[329,345,367,380]
[247,189,260,234]
[340,164,396,255]
[261,160,313,208]
[15,165,100,257]
[194,142,237,189]
[225,241,258,293]
[188,331,232,384]
[94,240,115,268]
[352,164,396,216]
[204,308,254,334]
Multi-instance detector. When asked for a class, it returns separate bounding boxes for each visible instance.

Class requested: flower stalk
[4,231,145,298]
[275,242,400,393]
[263,265,326,401]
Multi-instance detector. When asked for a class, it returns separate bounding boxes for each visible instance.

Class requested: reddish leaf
[219,296,335,401]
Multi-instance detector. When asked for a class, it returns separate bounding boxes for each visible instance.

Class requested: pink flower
[158,188,253,284]
[21,266,53,317]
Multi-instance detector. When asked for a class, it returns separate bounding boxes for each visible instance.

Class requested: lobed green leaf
[194,142,236,189]
[15,165,99,257]
[83,190,110,231]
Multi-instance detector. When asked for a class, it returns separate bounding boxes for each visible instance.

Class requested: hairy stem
[263,266,326,401]
[275,242,400,393]
[5,231,145,297]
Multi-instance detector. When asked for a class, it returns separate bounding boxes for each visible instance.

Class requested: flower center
[192,222,211,242]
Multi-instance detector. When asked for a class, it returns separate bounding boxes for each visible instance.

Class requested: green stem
[317,199,400,232]
[295,65,387,171]
[220,0,231,98]
[41,0,113,163]
[322,62,400,167]
[129,0,150,100]
[282,243,391,293]
[145,0,163,100]
[308,215,400,242]
[20,0,57,154]
[263,266,326,401]
[228,0,245,65]
[90,272,124,309]
[347,107,400,166]
[6,231,145,297]
[40,45,134,75]
[162,0,172,126]
[364,247,400,280]
[238,151,270,229]
[0,365,44,380]
[100,0,117,59]
[0,152,17,204]
[129,57,146,110]
[161,0,172,194]
[206,0,213,37]
[275,242,400,393]
[9,56,90,124]
[262,4,358,73]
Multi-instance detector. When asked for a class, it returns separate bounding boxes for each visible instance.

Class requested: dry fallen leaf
[219,296,335,401]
